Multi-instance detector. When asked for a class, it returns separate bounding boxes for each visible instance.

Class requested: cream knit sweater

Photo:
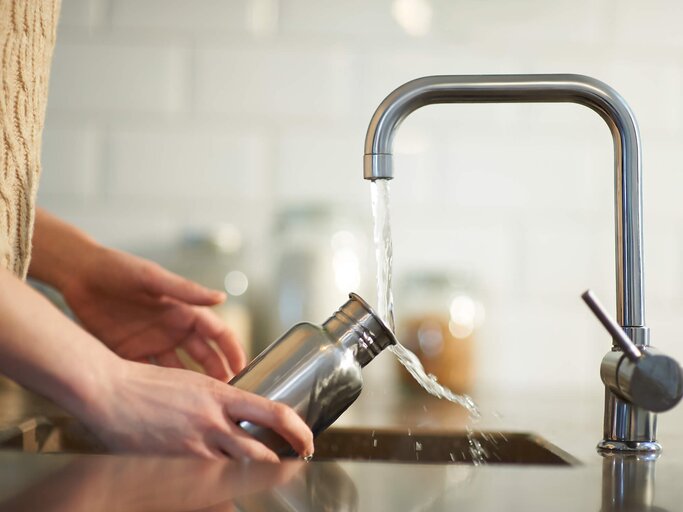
[0,0,60,278]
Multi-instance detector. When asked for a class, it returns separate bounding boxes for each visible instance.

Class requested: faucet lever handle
[583,289,683,412]
[582,290,642,361]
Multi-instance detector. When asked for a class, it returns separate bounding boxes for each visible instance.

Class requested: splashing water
[390,343,480,417]
[371,180,483,462]
[370,180,479,418]
[466,425,488,466]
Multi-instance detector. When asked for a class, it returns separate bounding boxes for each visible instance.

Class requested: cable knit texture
[0,0,60,278]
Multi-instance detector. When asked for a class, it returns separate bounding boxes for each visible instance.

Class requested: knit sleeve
[0,0,61,278]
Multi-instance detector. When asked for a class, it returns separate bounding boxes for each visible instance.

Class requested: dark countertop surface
[0,376,682,511]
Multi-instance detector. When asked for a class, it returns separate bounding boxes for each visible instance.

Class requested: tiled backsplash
[40,0,683,393]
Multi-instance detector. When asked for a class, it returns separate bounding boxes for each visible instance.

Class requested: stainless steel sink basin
[313,427,579,465]
[0,419,578,466]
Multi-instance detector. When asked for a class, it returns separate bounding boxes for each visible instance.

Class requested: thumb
[143,264,226,305]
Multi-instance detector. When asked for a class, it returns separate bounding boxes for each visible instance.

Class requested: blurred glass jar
[142,225,253,357]
[269,205,372,344]
[396,271,484,395]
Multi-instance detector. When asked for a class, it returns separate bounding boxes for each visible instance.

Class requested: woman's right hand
[0,265,310,462]
[79,360,314,462]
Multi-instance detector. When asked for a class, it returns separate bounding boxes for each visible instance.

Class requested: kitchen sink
[313,427,579,465]
[0,419,578,466]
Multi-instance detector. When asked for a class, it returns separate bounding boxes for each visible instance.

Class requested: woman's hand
[29,210,246,381]
[81,360,313,461]
[0,264,312,461]
[62,246,246,381]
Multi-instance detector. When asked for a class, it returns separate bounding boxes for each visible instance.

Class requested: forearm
[28,208,102,291]
[0,266,119,421]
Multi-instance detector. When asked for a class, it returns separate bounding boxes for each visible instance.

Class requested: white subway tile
[389,217,520,299]
[521,218,613,300]
[274,128,365,203]
[38,123,100,201]
[643,226,681,303]
[108,128,267,200]
[48,42,188,113]
[647,304,683,363]
[52,198,273,253]
[58,0,107,29]
[480,298,604,389]
[605,60,683,136]
[279,0,401,38]
[195,45,355,119]
[643,145,683,218]
[45,204,181,250]
[111,0,250,33]
[436,135,600,213]
[614,0,683,49]
[431,0,608,46]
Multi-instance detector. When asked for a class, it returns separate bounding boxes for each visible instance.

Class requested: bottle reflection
[600,453,669,512]
[236,462,358,512]
[0,455,357,512]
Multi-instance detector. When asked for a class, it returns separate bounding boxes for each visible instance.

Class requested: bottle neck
[322,293,397,367]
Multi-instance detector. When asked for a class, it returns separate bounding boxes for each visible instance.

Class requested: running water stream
[370,180,484,462]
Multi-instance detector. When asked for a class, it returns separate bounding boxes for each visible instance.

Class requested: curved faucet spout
[363,74,645,332]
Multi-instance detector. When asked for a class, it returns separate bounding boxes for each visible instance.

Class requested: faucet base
[600,389,659,453]
[597,439,662,454]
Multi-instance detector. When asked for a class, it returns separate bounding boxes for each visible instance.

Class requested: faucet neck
[363,74,646,331]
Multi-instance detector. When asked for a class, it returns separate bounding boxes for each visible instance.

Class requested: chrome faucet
[363,74,683,453]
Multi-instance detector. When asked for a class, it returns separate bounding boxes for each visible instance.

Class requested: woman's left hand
[61,246,247,381]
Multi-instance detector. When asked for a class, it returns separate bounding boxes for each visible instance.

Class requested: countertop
[0,377,682,511]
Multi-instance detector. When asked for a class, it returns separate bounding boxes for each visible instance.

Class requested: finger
[141,263,226,306]
[183,334,230,381]
[214,428,279,463]
[156,350,186,370]
[225,393,314,458]
[194,308,247,374]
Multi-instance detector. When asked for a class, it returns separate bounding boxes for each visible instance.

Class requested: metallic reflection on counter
[0,452,358,512]
[236,461,358,512]
[600,453,669,512]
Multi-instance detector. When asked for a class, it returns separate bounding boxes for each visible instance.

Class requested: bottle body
[229,293,396,456]
[231,322,364,455]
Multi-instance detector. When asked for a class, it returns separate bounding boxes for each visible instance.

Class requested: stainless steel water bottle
[229,293,397,456]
